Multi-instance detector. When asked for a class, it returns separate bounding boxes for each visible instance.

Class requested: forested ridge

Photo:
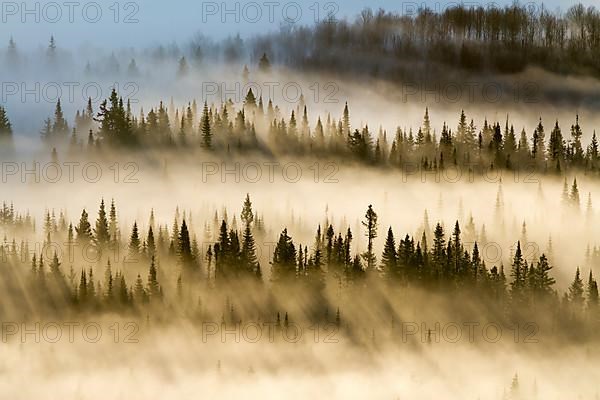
[3,87,600,176]
[252,3,600,80]
[6,4,600,80]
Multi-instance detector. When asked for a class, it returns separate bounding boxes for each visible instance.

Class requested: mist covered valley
[2,2,600,399]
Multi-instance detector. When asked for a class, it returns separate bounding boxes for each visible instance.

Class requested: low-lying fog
[3,41,600,400]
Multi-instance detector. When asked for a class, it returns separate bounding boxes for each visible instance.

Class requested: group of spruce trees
[0,84,594,175]
[1,196,599,325]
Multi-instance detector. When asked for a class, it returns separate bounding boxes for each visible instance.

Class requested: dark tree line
[9,4,599,79]
[32,91,600,176]
[1,197,599,334]
[250,3,600,80]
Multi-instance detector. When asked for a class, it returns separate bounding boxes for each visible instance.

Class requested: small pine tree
[380,227,398,279]
[128,222,141,259]
[569,267,585,309]
[200,101,212,149]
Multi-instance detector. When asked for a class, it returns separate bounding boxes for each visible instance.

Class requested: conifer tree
[587,271,599,314]
[240,194,258,274]
[533,254,555,299]
[361,205,378,270]
[52,99,69,138]
[588,131,599,164]
[128,222,141,259]
[94,199,110,249]
[568,267,585,309]
[178,219,195,269]
[108,199,118,248]
[342,102,350,136]
[47,35,57,62]
[258,53,271,72]
[147,226,156,256]
[0,106,13,144]
[571,115,584,164]
[134,274,147,303]
[147,255,160,299]
[381,227,398,279]
[272,228,296,282]
[200,101,212,149]
[75,209,93,245]
[49,251,63,283]
[244,89,257,108]
[79,269,87,304]
[570,178,580,209]
[104,259,113,302]
[510,241,526,304]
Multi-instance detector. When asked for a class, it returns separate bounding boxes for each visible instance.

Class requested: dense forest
[0,194,599,343]
[4,3,600,399]
[4,3,600,82]
[2,86,600,176]
[250,3,600,80]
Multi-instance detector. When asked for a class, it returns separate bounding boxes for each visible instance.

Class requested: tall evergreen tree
[568,267,585,309]
[272,228,297,282]
[147,255,160,299]
[128,222,141,259]
[240,195,258,274]
[361,205,378,270]
[0,106,13,148]
[510,241,526,305]
[380,227,398,279]
[75,209,93,245]
[200,101,212,149]
[178,219,195,269]
[94,199,110,249]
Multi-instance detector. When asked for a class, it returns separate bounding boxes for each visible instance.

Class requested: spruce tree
[361,205,378,270]
[147,255,160,299]
[570,178,580,209]
[104,259,113,302]
[94,199,110,249]
[510,241,526,304]
[128,222,141,259]
[178,219,194,269]
[380,227,398,279]
[134,274,147,303]
[108,199,118,248]
[587,271,599,313]
[258,53,271,72]
[200,101,212,149]
[0,106,13,141]
[244,89,257,108]
[75,209,93,245]
[147,226,156,256]
[534,254,555,298]
[240,195,258,274]
[272,228,297,282]
[52,99,69,138]
[568,267,585,308]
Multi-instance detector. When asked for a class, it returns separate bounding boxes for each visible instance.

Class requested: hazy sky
[2,0,596,49]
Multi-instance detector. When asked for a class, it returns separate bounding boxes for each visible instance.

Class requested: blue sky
[2,0,596,49]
